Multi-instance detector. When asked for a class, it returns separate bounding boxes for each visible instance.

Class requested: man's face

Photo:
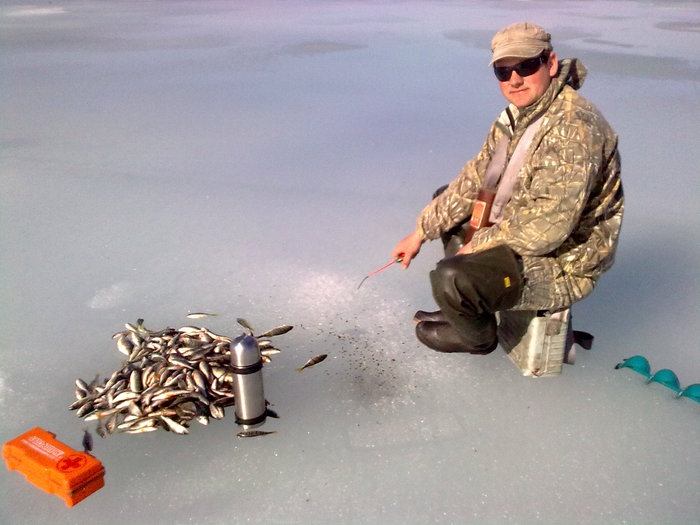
[495,52,558,109]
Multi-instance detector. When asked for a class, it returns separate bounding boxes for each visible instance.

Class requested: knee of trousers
[429,258,484,318]
[430,246,524,315]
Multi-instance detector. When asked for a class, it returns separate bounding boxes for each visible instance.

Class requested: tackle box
[2,427,105,507]
[497,308,576,377]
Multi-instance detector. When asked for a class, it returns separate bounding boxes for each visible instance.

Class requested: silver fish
[236,430,276,438]
[236,318,254,334]
[191,370,208,394]
[76,402,95,418]
[178,326,204,335]
[198,361,213,382]
[167,355,194,369]
[127,427,158,434]
[112,391,140,404]
[296,354,328,372]
[84,406,123,421]
[159,415,189,434]
[69,396,92,411]
[115,340,130,355]
[117,417,157,432]
[209,403,225,420]
[129,370,142,393]
[257,325,293,338]
[150,389,192,403]
[74,388,88,400]
[186,312,218,319]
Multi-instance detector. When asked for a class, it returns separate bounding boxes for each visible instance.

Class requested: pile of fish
[69,317,292,436]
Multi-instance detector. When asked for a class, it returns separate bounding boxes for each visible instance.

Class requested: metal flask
[230,334,267,428]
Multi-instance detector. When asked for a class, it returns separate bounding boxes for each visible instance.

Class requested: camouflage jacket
[416,59,624,310]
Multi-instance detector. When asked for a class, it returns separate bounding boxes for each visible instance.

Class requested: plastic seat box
[497,308,577,377]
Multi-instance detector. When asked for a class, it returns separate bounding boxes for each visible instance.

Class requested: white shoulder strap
[489,115,544,223]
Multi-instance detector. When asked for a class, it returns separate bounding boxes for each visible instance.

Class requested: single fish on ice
[296,354,328,372]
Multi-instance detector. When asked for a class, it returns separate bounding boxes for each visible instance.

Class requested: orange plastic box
[2,427,105,507]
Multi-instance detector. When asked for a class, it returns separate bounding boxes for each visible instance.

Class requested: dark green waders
[429,245,524,353]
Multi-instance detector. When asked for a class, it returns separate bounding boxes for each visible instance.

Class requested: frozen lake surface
[1,1,699,523]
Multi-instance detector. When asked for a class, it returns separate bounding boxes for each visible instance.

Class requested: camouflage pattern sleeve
[415,124,503,241]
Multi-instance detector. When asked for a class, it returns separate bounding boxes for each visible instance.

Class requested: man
[392,22,624,354]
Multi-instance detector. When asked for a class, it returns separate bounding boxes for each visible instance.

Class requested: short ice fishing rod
[357,256,403,289]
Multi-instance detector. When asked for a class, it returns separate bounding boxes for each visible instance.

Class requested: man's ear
[547,52,559,78]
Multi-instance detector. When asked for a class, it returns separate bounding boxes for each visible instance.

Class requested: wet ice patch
[87,281,135,310]
[277,40,366,57]
[3,6,67,17]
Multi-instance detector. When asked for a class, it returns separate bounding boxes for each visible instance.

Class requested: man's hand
[392,230,423,268]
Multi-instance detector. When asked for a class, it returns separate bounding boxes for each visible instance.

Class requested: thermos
[230,334,267,427]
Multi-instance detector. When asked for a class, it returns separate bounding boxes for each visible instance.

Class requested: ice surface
[1,1,699,523]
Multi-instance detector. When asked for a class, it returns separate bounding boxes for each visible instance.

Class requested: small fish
[126,426,158,434]
[191,369,209,394]
[257,325,293,338]
[186,312,218,319]
[236,430,276,438]
[116,336,132,356]
[76,402,95,418]
[82,427,93,453]
[236,318,254,334]
[296,353,328,372]
[159,415,189,434]
[177,326,204,335]
[209,403,225,420]
[265,407,280,419]
[129,370,142,393]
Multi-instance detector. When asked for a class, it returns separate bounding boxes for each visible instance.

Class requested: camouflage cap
[490,22,553,65]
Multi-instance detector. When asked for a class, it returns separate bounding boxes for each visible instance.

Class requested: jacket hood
[557,58,587,91]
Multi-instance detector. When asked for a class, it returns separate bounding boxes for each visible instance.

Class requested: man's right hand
[392,230,423,268]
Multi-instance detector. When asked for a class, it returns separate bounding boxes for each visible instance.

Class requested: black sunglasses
[493,54,548,82]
